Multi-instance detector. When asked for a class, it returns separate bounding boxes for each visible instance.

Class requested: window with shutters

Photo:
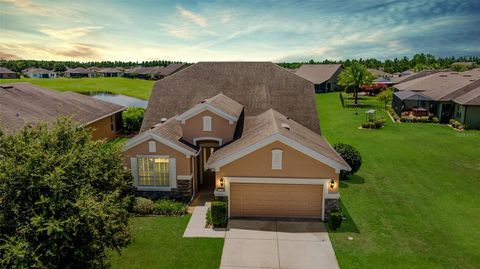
[137,157,169,186]
[271,149,283,170]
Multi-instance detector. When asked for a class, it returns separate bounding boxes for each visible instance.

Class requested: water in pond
[88,92,148,108]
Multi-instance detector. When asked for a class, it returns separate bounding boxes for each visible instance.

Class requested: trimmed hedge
[205,207,213,227]
[333,143,362,179]
[122,107,145,133]
[211,201,228,228]
[361,118,386,129]
[153,199,187,216]
[328,209,343,230]
[133,197,154,215]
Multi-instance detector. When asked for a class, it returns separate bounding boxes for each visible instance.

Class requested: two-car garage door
[230,183,323,219]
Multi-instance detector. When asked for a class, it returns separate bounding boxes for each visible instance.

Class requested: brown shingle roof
[0,67,15,74]
[395,69,480,102]
[141,62,319,133]
[392,70,440,84]
[98,67,123,73]
[0,83,125,134]
[453,83,480,105]
[25,68,55,74]
[206,109,349,169]
[158,63,187,76]
[65,67,93,74]
[294,64,342,84]
[200,93,244,119]
[148,117,197,153]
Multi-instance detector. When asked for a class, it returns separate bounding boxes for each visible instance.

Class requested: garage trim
[224,177,333,221]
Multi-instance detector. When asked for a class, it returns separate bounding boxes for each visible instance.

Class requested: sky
[1,0,479,62]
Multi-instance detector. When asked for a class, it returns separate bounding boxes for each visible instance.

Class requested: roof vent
[439,75,448,77]
[0,85,14,89]
[281,123,291,131]
[160,117,168,123]
[450,72,459,74]
[463,75,472,77]
[201,100,207,103]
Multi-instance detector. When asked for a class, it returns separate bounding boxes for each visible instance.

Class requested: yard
[0,77,153,100]
[108,216,224,269]
[318,93,480,268]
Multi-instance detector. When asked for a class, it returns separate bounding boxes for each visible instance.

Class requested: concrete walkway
[220,219,340,269]
[183,192,226,238]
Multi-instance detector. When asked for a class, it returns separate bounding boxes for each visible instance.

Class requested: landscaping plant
[338,63,375,105]
[122,107,145,133]
[133,197,155,215]
[0,118,132,269]
[328,209,343,230]
[210,201,228,228]
[153,199,187,216]
[333,143,362,179]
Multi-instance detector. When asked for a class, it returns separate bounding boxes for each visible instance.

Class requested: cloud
[1,0,53,15]
[51,43,101,58]
[176,5,207,27]
[0,51,22,60]
[38,26,103,40]
[158,23,193,39]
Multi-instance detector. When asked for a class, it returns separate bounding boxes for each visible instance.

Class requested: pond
[87,92,148,108]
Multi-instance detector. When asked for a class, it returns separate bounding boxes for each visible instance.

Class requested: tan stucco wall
[87,115,117,140]
[123,139,192,176]
[215,141,339,193]
[181,110,236,145]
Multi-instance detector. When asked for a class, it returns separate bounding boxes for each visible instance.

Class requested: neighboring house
[0,83,125,140]
[125,64,187,80]
[158,63,188,78]
[98,67,124,77]
[0,67,17,79]
[65,67,94,78]
[392,70,440,84]
[24,68,56,78]
[368,68,394,78]
[393,69,480,128]
[123,62,350,220]
[294,64,343,93]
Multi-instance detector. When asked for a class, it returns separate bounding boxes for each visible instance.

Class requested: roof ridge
[269,108,280,133]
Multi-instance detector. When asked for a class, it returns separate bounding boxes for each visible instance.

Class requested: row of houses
[0,63,188,80]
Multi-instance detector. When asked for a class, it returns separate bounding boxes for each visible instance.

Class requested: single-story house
[394,69,480,128]
[0,67,17,79]
[368,68,394,78]
[24,68,56,79]
[294,64,343,93]
[124,64,187,80]
[0,83,125,140]
[65,67,94,78]
[123,62,350,220]
[98,67,124,77]
[158,63,188,78]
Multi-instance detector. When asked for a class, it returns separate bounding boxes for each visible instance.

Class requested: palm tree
[338,63,375,105]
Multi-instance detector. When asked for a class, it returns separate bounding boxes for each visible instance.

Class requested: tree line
[277,53,480,74]
[0,60,184,73]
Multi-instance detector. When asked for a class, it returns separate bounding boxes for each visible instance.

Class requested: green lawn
[318,93,480,269]
[0,77,153,100]
[108,216,224,269]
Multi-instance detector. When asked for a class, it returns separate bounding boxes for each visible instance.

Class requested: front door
[197,141,219,191]
[441,103,454,123]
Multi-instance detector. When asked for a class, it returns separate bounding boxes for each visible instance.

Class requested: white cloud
[176,5,207,27]
[38,26,103,40]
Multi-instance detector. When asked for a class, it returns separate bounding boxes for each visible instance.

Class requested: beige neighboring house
[98,67,124,77]
[294,64,343,93]
[24,68,57,79]
[0,83,125,140]
[0,67,17,79]
[123,62,350,220]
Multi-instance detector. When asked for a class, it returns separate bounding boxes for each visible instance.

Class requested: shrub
[153,199,187,216]
[400,116,407,122]
[361,122,374,129]
[333,143,362,179]
[205,207,213,227]
[211,201,228,228]
[419,116,430,123]
[432,117,440,123]
[122,107,145,133]
[449,118,456,125]
[328,209,343,230]
[133,197,154,215]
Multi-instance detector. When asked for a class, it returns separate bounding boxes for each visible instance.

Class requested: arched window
[271,149,283,170]
[203,116,212,131]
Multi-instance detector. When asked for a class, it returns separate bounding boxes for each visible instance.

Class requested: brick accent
[135,179,193,202]
[324,198,339,219]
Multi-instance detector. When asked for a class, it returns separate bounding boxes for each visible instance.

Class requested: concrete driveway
[220,219,340,269]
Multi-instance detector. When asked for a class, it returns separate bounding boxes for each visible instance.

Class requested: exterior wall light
[220,177,224,188]
[330,179,335,189]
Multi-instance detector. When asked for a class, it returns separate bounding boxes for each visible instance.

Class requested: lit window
[203,116,212,131]
[271,149,283,170]
[137,157,169,186]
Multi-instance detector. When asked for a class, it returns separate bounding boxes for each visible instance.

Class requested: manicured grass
[0,77,153,100]
[108,216,224,269]
[318,93,480,269]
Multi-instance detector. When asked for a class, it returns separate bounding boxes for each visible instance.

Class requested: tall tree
[338,63,375,105]
[0,118,133,269]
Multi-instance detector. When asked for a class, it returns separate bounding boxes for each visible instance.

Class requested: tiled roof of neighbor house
[158,63,187,76]
[125,66,164,75]
[200,93,244,119]
[65,67,93,74]
[368,68,393,77]
[0,67,16,74]
[393,90,432,101]
[147,116,197,153]
[395,69,480,102]
[294,64,342,84]
[206,109,349,169]
[98,67,123,73]
[25,68,55,74]
[142,62,320,133]
[392,70,440,84]
[0,83,125,134]
[453,83,480,105]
